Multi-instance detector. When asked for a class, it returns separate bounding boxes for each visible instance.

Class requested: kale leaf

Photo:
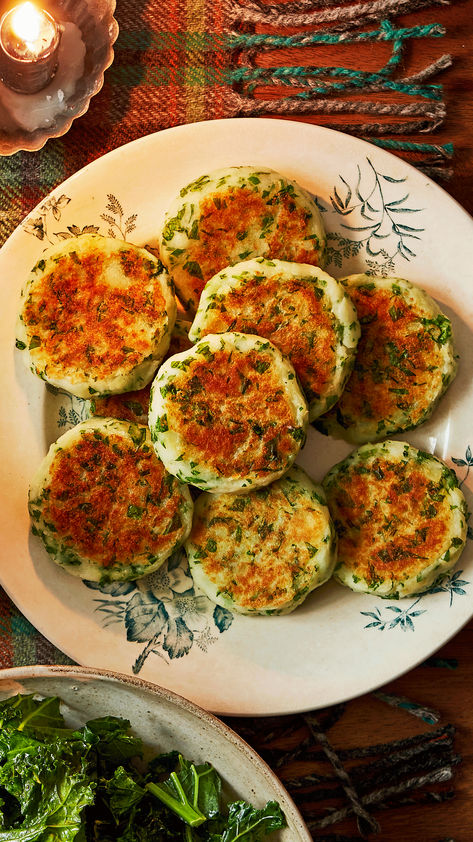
[0,695,286,842]
[220,801,286,842]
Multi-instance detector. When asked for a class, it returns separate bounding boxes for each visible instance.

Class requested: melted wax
[0,22,86,133]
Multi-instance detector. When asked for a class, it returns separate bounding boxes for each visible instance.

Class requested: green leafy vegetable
[221,800,286,842]
[0,695,286,842]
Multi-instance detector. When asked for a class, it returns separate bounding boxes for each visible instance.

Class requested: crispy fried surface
[22,245,166,381]
[91,385,151,424]
[195,271,337,402]
[325,454,452,584]
[189,481,328,612]
[161,168,325,311]
[188,187,320,296]
[40,429,185,568]
[165,346,303,479]
[328,281,451,438]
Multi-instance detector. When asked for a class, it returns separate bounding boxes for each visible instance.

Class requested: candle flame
[10,2,44,45]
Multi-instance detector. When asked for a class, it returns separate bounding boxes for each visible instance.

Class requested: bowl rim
[0,663,313,842]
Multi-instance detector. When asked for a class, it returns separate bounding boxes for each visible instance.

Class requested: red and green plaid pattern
[0,0,230,245]
[0,589,74,667]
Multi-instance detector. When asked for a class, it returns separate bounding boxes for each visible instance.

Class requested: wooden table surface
[244,3,473,839]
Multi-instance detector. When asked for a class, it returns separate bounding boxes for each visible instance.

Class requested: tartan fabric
[0,589,74,667]
[0,0,230,246]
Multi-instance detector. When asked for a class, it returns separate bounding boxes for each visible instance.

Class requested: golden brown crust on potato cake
[16,234,176,398]
[315,275,457,443]
[160,167,326,312]
[28,418,193,582]
[149,332,308,493]
[190,258,360,421]
[322,440,468,598]
[186,465,336,614]
[90,385,152,425]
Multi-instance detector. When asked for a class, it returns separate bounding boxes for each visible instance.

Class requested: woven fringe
[231,0,449,28]
[226,0,454,177]
[304,713,381,835]
[229,20,446,49]
[226,88,446,124]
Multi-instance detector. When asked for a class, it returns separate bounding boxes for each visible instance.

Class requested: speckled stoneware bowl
[0,0,118,154]
[0,665,311,842]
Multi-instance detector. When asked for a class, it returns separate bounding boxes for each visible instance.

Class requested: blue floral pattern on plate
[84,550,233,674]
[361,570,470,632]
[316,157,425,276]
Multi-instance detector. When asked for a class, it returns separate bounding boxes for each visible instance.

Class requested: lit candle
[0,2,61,94]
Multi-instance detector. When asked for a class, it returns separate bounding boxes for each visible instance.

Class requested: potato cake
[16,234,176,398]
[28,418,193,583]
[149,332,308,493]
[189,258,360,422]
[323,440,468,598]
[159,166,326,312]
[185,465,336,615]
[315,275,457,443]
[89,319,192,425]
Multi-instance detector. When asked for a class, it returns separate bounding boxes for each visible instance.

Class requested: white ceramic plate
[0,665,310,842]
[1,119,473,716]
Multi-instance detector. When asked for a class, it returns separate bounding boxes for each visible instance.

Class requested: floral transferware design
[361,570,470,631]
[322,157,425,275]
[56,392,89,428]
[428,569,470,606]
[452,446,473,488]
[83,549,233,673]
[451,446,473,538]
[23,193,100,245]
[100,194,137,240]
[23,193,135,245]
[361,598,426,632]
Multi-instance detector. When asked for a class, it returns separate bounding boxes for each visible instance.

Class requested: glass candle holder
[0,2,61,94]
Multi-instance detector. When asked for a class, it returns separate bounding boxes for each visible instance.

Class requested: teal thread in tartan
[115,29,152,50]
[108,66,147,87]
[229,20,445,50]
[11,613,36,636]
[229,66,443,100]
[117,31,225,51]
[11,613,38,668]
[365,138,454,157]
